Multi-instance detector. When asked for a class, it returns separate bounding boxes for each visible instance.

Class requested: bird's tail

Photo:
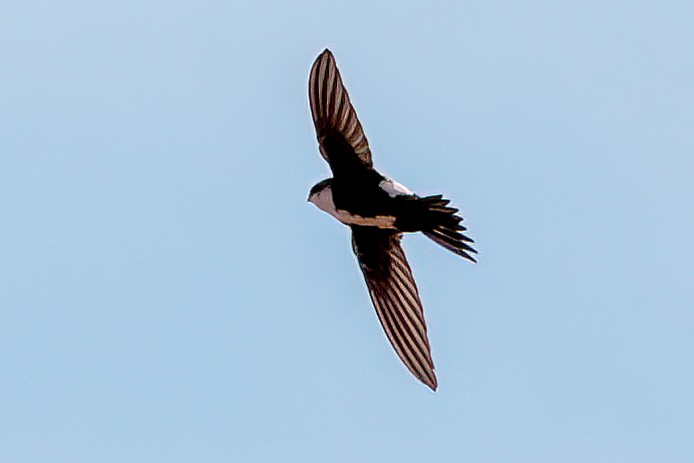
[420,195,477,263]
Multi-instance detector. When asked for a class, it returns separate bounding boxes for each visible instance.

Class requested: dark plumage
[307,49,476,390]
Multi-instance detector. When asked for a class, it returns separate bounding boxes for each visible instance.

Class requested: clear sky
[2,1,693,462]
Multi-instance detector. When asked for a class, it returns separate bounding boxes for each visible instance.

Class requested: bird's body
[310,174,418,229]
[307,49,476,391]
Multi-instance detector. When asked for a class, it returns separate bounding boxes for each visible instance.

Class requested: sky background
[2,1,693,462]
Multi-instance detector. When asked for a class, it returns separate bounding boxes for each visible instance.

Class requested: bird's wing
[309,49,373,172]
[351,226,437,390]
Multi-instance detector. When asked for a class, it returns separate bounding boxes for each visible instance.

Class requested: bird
[307,49,476,391]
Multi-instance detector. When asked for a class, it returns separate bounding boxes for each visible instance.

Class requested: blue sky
[2,1,693,462]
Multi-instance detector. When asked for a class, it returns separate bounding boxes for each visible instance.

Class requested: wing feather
[351,226,437,390]
[309,49,373,170]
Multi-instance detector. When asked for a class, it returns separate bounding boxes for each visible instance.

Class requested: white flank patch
[309,184,396,229]
[379,178,413,198]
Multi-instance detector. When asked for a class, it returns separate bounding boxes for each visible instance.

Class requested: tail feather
[420,195,477,263]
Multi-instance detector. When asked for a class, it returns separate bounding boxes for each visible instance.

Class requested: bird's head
[307,178,333,203]
[307,178,336,217]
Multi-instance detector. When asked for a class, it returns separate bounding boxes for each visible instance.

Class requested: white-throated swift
[307,49,476,391]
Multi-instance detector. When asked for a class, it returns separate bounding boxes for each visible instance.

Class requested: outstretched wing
[309,49,373,172]
[351,226,437,390]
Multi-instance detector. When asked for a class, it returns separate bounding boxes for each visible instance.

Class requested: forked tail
[420,195,477,263]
